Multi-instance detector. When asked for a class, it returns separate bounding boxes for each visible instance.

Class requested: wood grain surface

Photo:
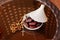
[50,0,60,10]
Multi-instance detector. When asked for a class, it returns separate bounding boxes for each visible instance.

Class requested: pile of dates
[24,17,42,28]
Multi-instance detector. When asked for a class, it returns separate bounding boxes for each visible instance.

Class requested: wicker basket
[0,0,59,40]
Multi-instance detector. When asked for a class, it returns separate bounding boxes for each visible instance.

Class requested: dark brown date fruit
[24,17,42,28]
[29,22,36,25]
[25,17,32,22]
[29,25,37,28]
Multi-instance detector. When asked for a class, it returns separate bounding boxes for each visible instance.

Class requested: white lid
[26,4,48,23]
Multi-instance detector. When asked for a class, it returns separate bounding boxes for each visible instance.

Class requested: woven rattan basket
[0,0,60,40]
